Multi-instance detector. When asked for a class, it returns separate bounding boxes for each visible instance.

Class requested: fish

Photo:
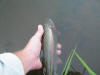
[41,19,58,75]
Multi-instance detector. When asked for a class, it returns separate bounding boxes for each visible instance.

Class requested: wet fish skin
[42,19,57,75]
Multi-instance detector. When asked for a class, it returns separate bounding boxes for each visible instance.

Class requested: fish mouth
[44,18,56,32]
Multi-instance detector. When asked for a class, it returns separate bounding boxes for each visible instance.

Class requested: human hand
[15,25,62,74]
[24,24,62,69]
[14,25,44,74]
[56,43,62,64]
[24,25,44,70]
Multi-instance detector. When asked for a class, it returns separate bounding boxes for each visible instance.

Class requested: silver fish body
[42,19,57,75]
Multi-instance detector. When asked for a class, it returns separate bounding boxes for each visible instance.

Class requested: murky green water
[0,0,100,75]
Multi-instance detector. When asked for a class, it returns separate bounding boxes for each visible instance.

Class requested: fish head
[44,18,56,32]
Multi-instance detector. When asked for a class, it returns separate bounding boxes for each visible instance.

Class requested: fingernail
[57,50,61,55]
[38,24,43,30]
[57,43,62,49]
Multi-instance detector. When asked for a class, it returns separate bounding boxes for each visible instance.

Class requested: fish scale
[42,19,57,75]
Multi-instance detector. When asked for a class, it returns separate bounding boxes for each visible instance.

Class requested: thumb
[34,25,44,40]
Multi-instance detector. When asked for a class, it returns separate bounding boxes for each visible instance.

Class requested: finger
[37,58,42,69]
[57,58,62,64]
[35,58,42,69]
[34,25,44,40]
[56,50,61,55]
[57,43,62,49]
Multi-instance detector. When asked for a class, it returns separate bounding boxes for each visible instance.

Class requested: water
[0,0,100,75]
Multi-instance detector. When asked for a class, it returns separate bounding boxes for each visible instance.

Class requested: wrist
[23,48,42,70]
[14,49,34,74]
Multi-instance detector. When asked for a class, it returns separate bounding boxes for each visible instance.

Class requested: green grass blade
[63,48,77,75]
[75,52,96,75]
[62,50,72,74]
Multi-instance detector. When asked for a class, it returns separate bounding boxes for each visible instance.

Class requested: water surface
[0,0,100,75]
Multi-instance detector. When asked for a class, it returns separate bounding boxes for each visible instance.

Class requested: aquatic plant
[62,48,76,75]
[62,48,96,75]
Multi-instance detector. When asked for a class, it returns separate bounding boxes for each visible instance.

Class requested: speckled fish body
[42,19,57,75]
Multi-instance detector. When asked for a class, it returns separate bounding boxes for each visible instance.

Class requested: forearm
[14,48,34,74]
[0,53,24,75]
[14,25,43,74]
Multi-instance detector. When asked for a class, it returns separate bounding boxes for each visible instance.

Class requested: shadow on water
[67,71,81,75]
[27,69,43,75]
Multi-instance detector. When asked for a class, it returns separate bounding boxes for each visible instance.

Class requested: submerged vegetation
[62,48,96,75]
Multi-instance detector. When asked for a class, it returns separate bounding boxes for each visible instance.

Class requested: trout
[42,19,57,75]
